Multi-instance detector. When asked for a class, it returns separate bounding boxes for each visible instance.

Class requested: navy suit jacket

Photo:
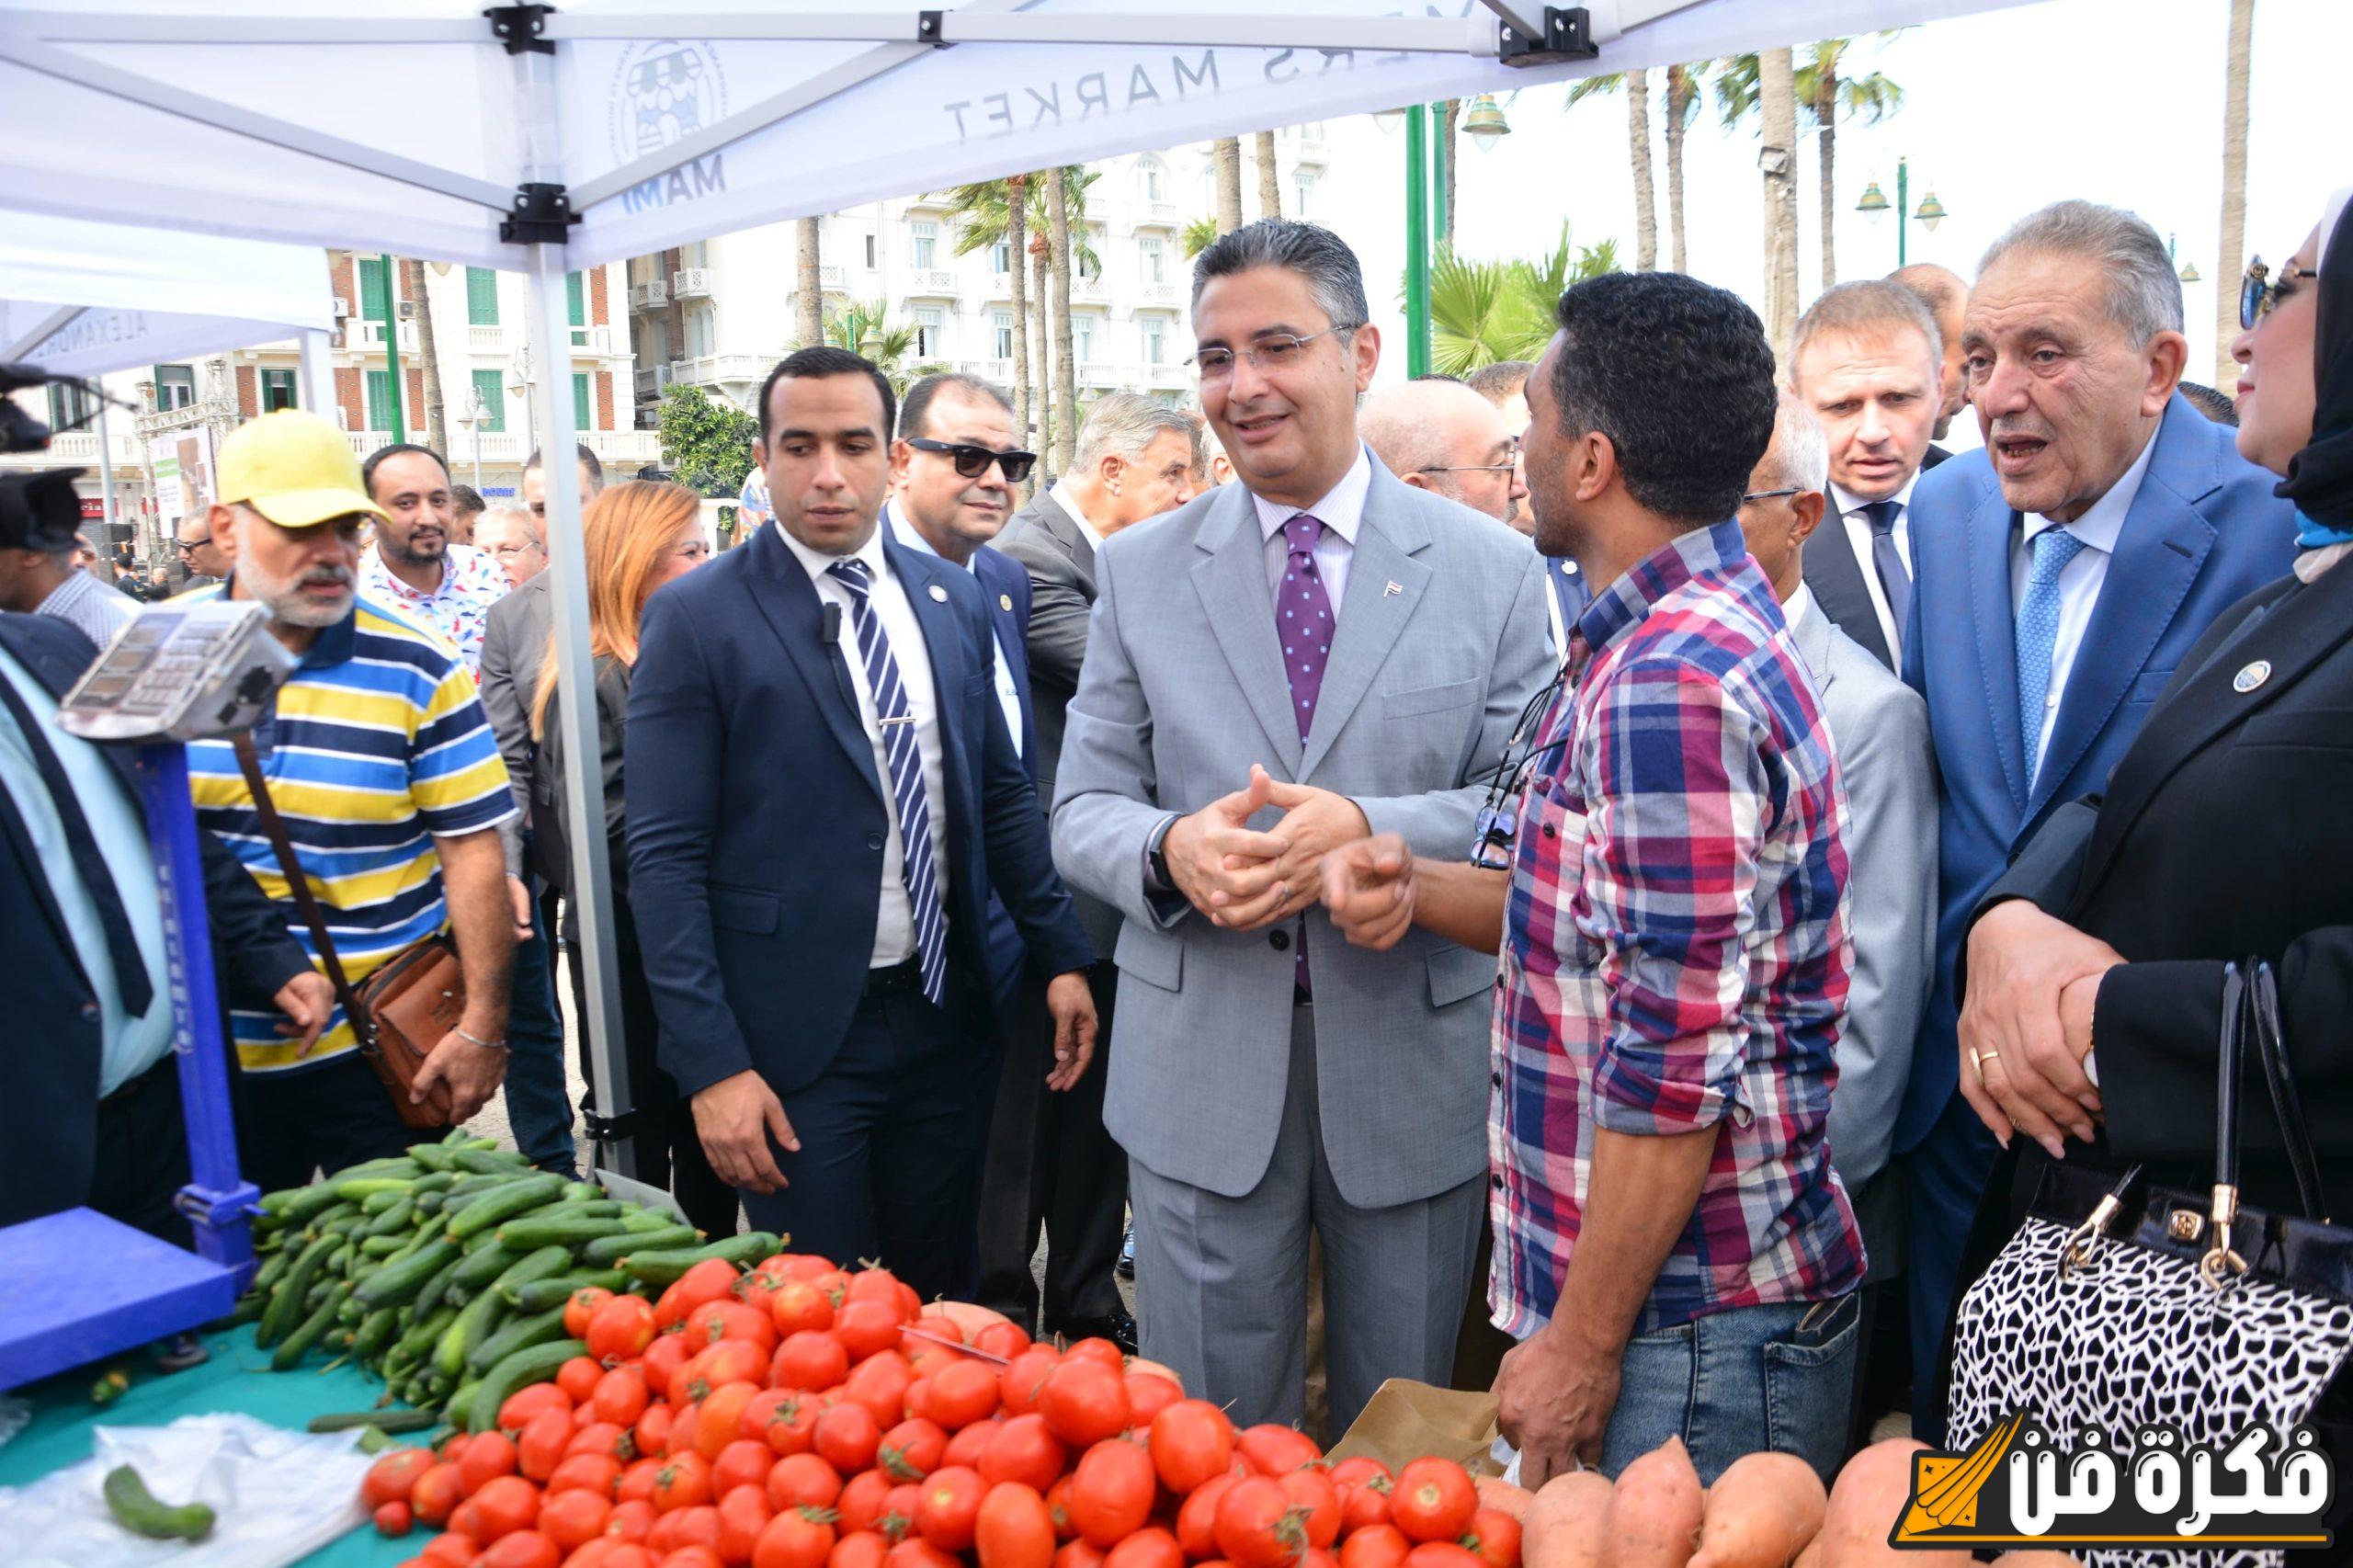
[625,518,1092,1102]
[971,542,1043,1007]
[0,611,308,1226]
[1894,396,2297,1152]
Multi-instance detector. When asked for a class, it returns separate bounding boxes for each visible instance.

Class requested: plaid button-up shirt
[1490,520,1864,1338]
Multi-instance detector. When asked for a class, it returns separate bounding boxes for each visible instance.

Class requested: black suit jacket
[0,611,309,1226]
[625,521,1092,1102]
[1801,445,1949,672]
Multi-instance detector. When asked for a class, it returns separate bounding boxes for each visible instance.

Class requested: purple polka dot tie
[1277,513,1333,994]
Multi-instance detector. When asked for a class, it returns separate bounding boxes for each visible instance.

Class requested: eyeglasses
[2241,256,2318,331]
[1420,463,1518,477]
[1187,324,1358,381]
[906,437,1037,483]
[1740,488,1805,503]
[486,540,543,561]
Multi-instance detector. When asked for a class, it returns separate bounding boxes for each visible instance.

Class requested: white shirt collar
[1252,445,1372,546]
[1782,582,1817,632]
[1828,471,1919,519]
[2021,425,2159,555]
[779,511,893,585]
[1047,483,1107,552]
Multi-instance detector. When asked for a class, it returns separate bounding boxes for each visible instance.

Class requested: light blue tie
[828,558,948,1006]
[2015,527,2088,783]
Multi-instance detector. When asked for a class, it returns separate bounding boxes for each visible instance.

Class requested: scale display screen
[56,600,296,744]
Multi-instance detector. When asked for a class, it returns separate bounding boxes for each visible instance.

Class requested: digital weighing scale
[0,601,297,1390]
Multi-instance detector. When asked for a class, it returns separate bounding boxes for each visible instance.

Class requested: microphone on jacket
[822,602,842,647]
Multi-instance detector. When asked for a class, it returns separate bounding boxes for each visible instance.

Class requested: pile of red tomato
[358,1253,1520,1568]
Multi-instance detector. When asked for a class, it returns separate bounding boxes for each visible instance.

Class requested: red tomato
[880,1417,949,1481]
[595,1365,654,1428]
[1213,1477,1300,1568]
[1045,1477,1077,1541]
[766,1452,845,1512]
[1062,1338,1124,1369]
[682,1344,771,1407]
[926,1358,1002,1430]
[831,1531,892,1568]
[542,1488,614,1550]
[836,1469,895,1535]
[881,1483,923,1542]
[977,1414,1067,1494]
[419,1533,481,1566]
[667,1504,725,1556]
[644,1333,696,1392]
[754,1506,838,1568]
[675,1259,748,1313]
[1236,1426,1322,1478]
[1065,1437,1156,1549]
[841,1267,906,1312]
[567,1539,622,1568]
[1402,1547,1483,1568]
[1338,1526,1410,1568]
[762,1393,822,1458]
[608,1497,660,1540]
[974,1323,1032,1361]
[997,1347,1063,1416]
[621,1458,667,1506]
[551,1452,626,1499]
[520,1407,574,1482]
[885,1537,963,1568]
[1038,1360,1131,1449]
[1147,1401,1233,1495]
[460,1433,522,1495]
[671,1401,708,1460]
[663,1548,728,1568]
[699,1384,765,1461]
[973,1481,1057,1568]
[714,1438,776,1500]
[1051,1540,1108,1568]
[607,1547,660,1568]
[637,1403,678,1459]
[1101,1527,1186,1568]
[412,1461,461,1526]
[942,1415,1000,1471]
[472,1474,543,1542]
[1123,1374,1181,1426]
[1460,1509,1520,1568]
[1176,1473,1238,1560]
[1338,1481,1392,1535]
[482,1528,562,1568]
[772,1332,851,1393]
[500,1382,575,1433]
[835,1300,904,1362]
[840,1352,915,1428]
[813,1401,883,1473]
[374,1500,413,1537]
[1327,1460,1392,1490]
[1388,1462,1475,1546]
[769,1280,837,1339]
[692,1301,780,1358]
[912,1465,986,1551]
[569,1421,634,1463]
[363,1447,435,1509]
[1278,1470,1341,1549]
[559,1355,608,1405]
[450,1498,488,1548]
[567,1286,618,1339]
[654,1452,717,1513]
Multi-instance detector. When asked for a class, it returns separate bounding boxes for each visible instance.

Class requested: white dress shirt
[1252,446,1372,609]
[2013,430,2158,775]
[1047,482,1108,554]
[886,502,1023,762]
[1828,472,1918,662]
[778,520,951,968]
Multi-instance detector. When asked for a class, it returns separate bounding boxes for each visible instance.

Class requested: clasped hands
[1958,900,2123,1159]
[1163,764,1368,932]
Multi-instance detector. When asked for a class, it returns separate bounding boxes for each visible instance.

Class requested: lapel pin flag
[1383,580,1403,597]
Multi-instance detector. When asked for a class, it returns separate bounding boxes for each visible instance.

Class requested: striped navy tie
[828,558,948,1006]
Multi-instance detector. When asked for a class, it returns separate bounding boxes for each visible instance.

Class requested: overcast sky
[1317,0,2348,417]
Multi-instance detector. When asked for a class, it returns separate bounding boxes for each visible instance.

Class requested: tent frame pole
[298,328,335,423]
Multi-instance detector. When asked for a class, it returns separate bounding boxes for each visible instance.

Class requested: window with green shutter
[358,257,392,322]
[573,372,593,432]
[566,271,585,325]
[471,369,506,433]
[366,368,397,433]
[465,267,500,326]
[261,369,298,411]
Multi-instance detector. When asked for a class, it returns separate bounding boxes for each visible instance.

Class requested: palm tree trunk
[1665,67,1691,273]
[1759,48,1801,364]
[1817,63,1839,290]
[1255,131,1282,221]
[1029,236,1051,463]
[1213,138,1245,235]
[1438,100,1461,245]
[1048,170,1077,477]
[1006,175,1032,487]
[2215,0,2255,385]
[403,259,447,452]
[1628,73,1657,271]
[794,219,824,347]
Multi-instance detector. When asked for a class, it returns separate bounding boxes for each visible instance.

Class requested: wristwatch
[1146,813,1176,892]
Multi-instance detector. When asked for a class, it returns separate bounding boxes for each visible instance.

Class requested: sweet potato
[1476,1478,1535,1523]
[1816,1441,1970,1568]
[931,1301,1013,1337]
[1686,1451,1826,1568]
[1522,1471,1612,1568]
[1600,1437,1704,1568]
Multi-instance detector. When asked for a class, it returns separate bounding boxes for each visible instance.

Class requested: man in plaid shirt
[1319,272,1863,1485]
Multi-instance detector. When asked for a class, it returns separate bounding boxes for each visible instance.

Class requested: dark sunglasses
[2241,256,2317,332]
[907,437,1036,483]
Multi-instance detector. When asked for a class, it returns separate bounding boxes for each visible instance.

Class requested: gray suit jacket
[995,489,1119,953]
[1791,597,1936,1190]
[478,571,550,875]
[1051,458,1552,1209]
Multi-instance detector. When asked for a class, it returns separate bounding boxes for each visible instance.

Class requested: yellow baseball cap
[217,410,389,529]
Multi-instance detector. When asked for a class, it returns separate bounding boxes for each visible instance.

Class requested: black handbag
[1944,961,2353,1567]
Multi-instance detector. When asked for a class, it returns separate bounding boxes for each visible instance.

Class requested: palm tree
[1417,225,1619,376]
[2216,0,2254,385]
[1048,168,1078,475]
[1801,40,1904,288]
[794,220,824,347]
[1436,100,1461,244]
[1213,139,1245,235]
[1757,48,1802,359]
[942,176,1034,459]
[823,300,941,395]
[1662,64,1703,273]
[401,259,447,453]
[1181,215,1221,259]
[1567,74,1656,269]
[1255,130,1282,221]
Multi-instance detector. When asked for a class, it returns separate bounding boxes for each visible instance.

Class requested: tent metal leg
[298,328,335,427]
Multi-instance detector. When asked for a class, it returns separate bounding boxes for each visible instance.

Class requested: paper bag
[1326,1379,1505,1476]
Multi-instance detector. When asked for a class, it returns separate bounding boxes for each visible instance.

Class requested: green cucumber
[264,1184,345,1223]
[465,1338,587,1432]
[253,1248,293,1293]
[308,1406,436,1434]
[355,1236,460,1309]
[620,1207,684,1233]
[452,1243,521,1290]
[359,1188,404,1215]
[582,1224,699,1265]
[498,1212,635,1253]
[560,1181,602,1202]
[364,1196,415,1237]
[408,1142,456,1173]
[450,1147,530,1176]
[324,1155,420,1185]
[415,1190,447,1217]
[436,1286,510,1378]
[620,1232,783,1286]
[358,1234,406,1259]
[273,1282,349,1369]
[488,1245,574,1299]
[446,1173,564,1240]
[103,1464,215,1541]
[257,1232,341,1347]
[467,1302,569,1374]
[354,1307,401,1357]
[411,1249,472,1319]
[510,1269,630,1312]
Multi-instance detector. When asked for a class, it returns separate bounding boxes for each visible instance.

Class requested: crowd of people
[2,178,2347,1503]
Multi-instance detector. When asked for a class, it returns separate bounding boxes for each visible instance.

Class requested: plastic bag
[0,1412,374,1568]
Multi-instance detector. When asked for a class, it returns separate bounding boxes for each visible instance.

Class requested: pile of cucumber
[231,1131,779,1435]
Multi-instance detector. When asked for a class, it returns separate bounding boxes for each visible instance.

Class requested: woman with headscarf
[1943,187,2353,1498]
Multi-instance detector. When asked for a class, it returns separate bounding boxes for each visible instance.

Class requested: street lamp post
[1856,157,1945,267]
[462,384,489,492]
[1405,105,1431,380]
[385,292,411,443]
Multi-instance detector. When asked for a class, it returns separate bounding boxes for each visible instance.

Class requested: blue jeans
[1599,1292,1861,1484]
[501,914,577,1174]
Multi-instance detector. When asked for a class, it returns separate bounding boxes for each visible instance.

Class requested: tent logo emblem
[610,40,730,162]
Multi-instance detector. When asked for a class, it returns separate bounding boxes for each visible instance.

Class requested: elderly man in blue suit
[1898,200,2296,1434]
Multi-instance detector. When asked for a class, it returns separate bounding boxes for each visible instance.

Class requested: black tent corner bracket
[503,183,582,245]
[1498,6,1599,66]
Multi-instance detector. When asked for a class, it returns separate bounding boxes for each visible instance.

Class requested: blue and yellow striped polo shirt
[185,590,517,1072]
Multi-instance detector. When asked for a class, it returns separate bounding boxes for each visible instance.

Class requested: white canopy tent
[0,0,2029,1172]
[0,209,337,541]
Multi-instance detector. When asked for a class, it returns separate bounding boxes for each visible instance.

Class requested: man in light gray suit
[1050,220,1552,1434]
[1737,390,1935,1442]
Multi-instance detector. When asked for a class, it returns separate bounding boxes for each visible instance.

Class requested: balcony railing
[468,324,506,354]
[671,353,774,388]
[356,318,418,353]
[1069,274,1108,303]
[904,268,961,297]
[568,324,614,356]
[819,265,846,289]
[672,267,711,300]
[634,362,677,401]
[630,278,670,311]
[1137,282,1180,307]
[1135,202,1181,229]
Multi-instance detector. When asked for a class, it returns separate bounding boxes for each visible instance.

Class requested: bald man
[1890,263,1971,441]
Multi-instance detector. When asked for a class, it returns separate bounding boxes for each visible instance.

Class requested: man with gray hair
[980,389,1199,1346]
[1897,199,2294,1437]
[1051,218,1549,1432]
[1889,263,1972,442]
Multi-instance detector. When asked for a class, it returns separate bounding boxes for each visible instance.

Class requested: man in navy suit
[627,348,1097,1301]
[1898,201,2297,1431]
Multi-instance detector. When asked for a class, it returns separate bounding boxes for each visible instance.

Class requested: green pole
[1429,101,1449,247]
[1896,158,1909,270]
[1405,105,1430,380]
[382,256,408,443]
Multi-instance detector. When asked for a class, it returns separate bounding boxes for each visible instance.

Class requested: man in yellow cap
[185,411,519,1186]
